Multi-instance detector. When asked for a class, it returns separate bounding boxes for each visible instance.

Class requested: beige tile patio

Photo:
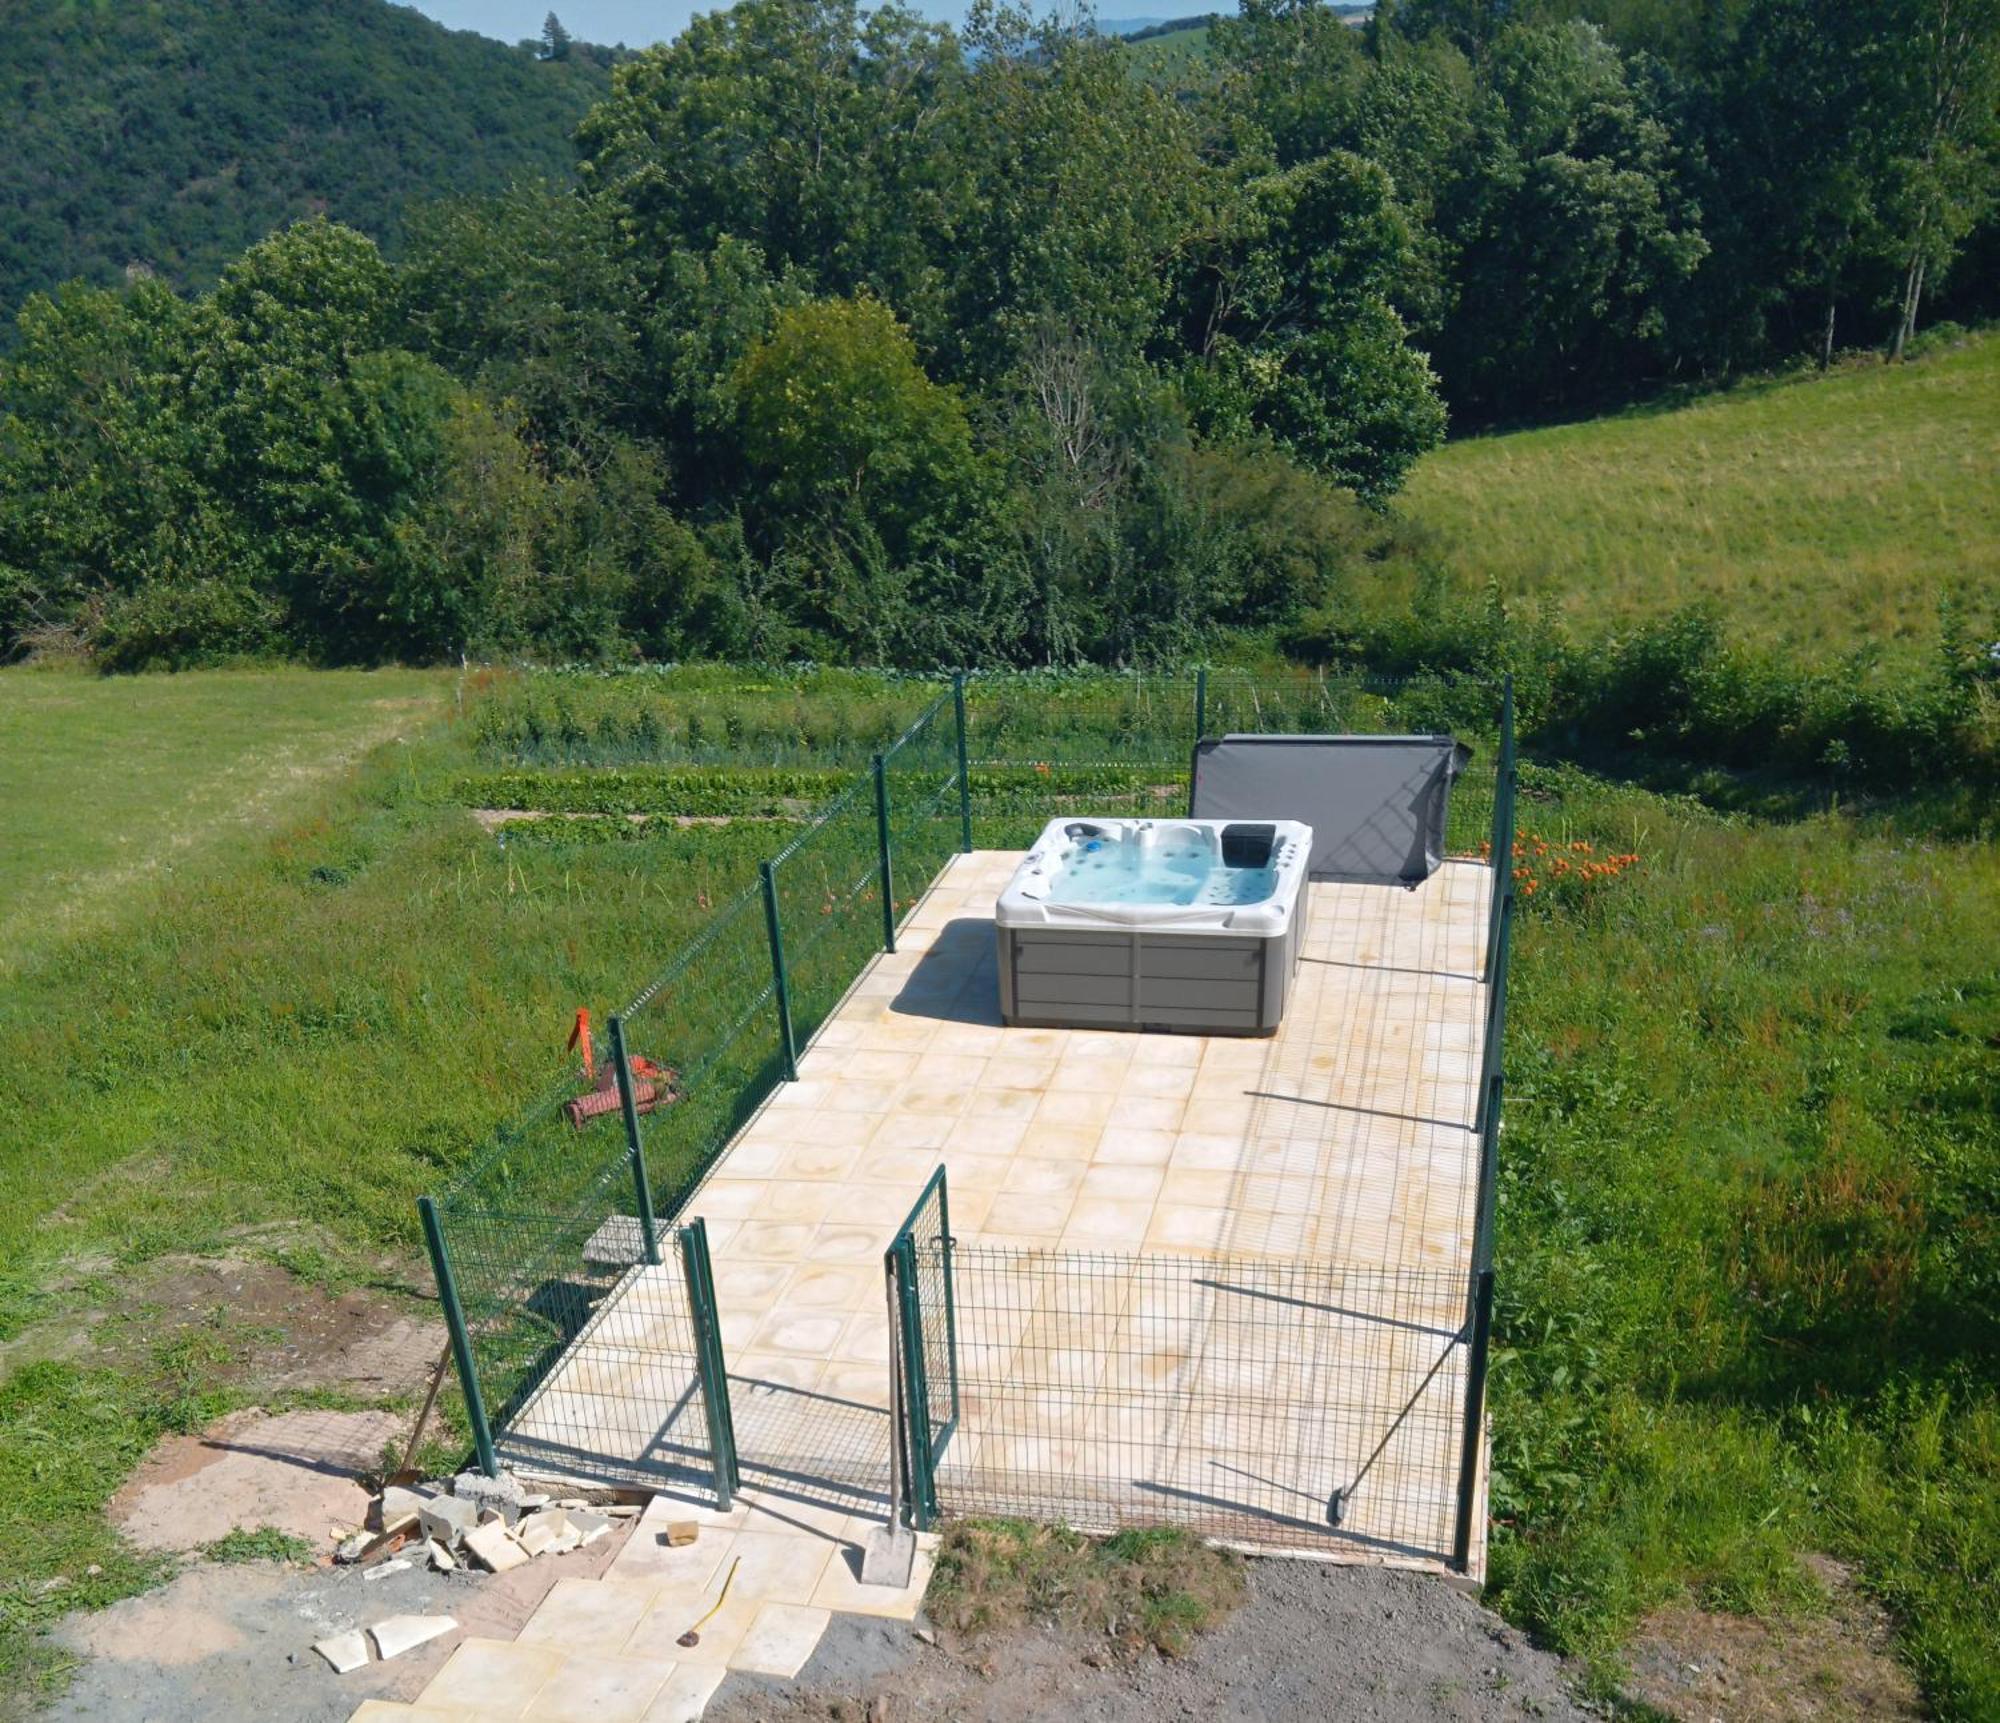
[521,1651,681,1723]
[731,1602,833,1677]
[415,1640,566,1718]
[639,1667,727,1723]
[496,850,1495,1582]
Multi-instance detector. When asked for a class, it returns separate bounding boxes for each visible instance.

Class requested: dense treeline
[1,0,1994,670]
[0,0,613,320]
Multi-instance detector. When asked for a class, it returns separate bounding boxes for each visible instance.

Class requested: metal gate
[886,1167,959,1529]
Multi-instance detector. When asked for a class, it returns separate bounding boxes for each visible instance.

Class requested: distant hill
[0,0,613,323]
[1397,333,2000,662]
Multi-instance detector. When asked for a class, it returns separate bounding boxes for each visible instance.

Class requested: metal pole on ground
[1451,1268,1497,1574]
[417,1195,499,1479]
[953,673,973,853]
[860,1251,919,1586]
[874,752,896,955]
[759,861,798,1082]
[609,1015,661,1268]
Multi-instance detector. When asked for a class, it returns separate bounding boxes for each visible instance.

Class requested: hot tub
[994,817,1313,1035]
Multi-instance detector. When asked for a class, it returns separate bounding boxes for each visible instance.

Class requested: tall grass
[1488,762,2000,1711]
[1397,332,2000,662]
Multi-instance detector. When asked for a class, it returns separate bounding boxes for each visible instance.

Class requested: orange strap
[567,1008,594,1082]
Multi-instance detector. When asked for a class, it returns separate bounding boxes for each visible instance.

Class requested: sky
[403,0,1225,47]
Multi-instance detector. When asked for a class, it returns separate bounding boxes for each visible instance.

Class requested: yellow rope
[678,1555,740,1644]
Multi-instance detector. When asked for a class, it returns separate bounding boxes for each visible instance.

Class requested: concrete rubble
[311,1629,371,1674]
[369,1614,458,1661]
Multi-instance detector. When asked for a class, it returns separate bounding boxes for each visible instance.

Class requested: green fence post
[759,859,798,1082]
[952,673,973,853]
[1451,1268,1497,1573]
[680,1218,741,1510]
[418,1195,499,1479]
[1485,676,1515,983]
[874,752,897,955]
[608,1016,661,1267]
[893,1236,938,1529]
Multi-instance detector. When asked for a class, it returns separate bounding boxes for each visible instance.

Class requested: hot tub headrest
[1190,734,1471,885]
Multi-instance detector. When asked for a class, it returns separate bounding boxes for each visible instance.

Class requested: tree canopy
[0,0,1994,670]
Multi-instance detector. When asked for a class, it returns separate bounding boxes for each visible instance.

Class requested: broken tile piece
[463,1520,529,1573]
[425,1538,457,1571]
[312,1629,371,1673]
[570,1510,613,1547]
[663,1521,699,1548]
[363,1558,411,1581]
[514,1509,579,1559]
[369,1613,458,1661]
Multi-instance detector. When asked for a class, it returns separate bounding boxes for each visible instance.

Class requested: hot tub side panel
[997,926,1289,1035]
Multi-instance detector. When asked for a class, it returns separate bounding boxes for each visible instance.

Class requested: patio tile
[1061,1197,1157,1247]
[1000,1157,1088,1197]
[519,1579,662,1655]
[416,1640,565,1718]
[731,1602,833,1677]
[640,1668,727,1723]
[983,1191,1078,1237]
[521,1652,679,1723]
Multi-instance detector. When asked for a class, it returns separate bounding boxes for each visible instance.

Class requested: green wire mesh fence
[420,667,1514,1516]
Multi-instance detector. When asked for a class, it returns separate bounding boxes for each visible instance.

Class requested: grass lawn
[0,664,1993,1717]
[1398,332,2000,661]
[0,665,445,977]
[1491,766,2000,1712]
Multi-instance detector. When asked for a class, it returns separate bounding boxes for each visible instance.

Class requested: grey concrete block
[417,1494,481,1546]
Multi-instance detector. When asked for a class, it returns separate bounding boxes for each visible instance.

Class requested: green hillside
[0,0,612,323]
[1400,333,2000,659]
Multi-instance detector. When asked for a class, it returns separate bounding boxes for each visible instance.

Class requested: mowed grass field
[0,666,444,976]
[1400,332,2000,659]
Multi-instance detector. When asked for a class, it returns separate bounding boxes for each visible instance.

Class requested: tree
[1433,20,1708,417]
[732,296,977,562]
[1881,0,2000,355]
[1178,153,1448,499]
[542,12,573,59]
[574,0,962,318]
[942,4,1208,380]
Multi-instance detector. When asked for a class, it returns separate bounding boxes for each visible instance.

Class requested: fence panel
[889,1168,959,1527]
[619,879,786,1222]
[881,689,965,934]
[960,670,1505,855]
[933,1247,1472,1563]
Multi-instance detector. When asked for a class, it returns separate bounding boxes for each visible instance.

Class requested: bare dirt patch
[711,1559,1601,1723]
[1620,1555,1922,1722]
[50,1513,637,1723]
[109,1407,404,1554]
[4,1240,440,1403]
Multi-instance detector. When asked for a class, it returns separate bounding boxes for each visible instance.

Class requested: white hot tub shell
[994,816,1313,1035]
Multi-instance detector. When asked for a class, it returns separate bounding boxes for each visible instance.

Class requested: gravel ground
[44,1526,632,1723]
[709,1560,1603,1723]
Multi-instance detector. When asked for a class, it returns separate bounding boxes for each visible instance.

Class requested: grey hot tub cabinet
[998,918,1307,1036]
[994,817,1312,1037]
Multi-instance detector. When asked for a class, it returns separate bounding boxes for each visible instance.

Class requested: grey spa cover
[1190,733,1472,885]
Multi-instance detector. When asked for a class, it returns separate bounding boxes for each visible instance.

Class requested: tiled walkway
[361,851,1494,1719]
[352,1493,936,1722]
